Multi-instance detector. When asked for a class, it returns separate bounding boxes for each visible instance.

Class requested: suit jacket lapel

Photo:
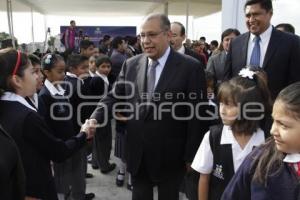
[154,49,179,94]
[136,55,148,99]
[241,33,250,67]
[262,28,280,69]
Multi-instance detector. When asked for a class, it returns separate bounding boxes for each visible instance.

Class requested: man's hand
[80,119,98,140]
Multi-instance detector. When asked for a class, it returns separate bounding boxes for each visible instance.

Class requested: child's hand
[115,113,128,122]
[81,119,97,139]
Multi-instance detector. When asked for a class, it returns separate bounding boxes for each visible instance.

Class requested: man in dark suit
[224,0,300,99]
[170,21,208,200]
[90,14,207,200]
[170,21,205,69]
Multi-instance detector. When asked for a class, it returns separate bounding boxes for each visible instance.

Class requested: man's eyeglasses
[139,31,165,40]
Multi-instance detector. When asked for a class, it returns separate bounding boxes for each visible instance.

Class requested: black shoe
[92,165,99,170]
[85,192,95,200]
[101,163,116,174]
[127,183,133,191]
[85,173,94,178]
[116,171,125,187]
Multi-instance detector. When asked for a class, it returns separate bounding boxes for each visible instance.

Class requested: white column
[221,0,247,33]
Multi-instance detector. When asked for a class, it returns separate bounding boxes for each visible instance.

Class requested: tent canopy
[1,0,221,17]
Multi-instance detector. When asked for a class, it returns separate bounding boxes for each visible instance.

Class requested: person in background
[170,21,205,69]
[64,20,77,52]
[207,28,240,85]
[26,54,46,116]
[63,54,96,200]
[99,35,111,55]
[275,23,295,34]
[109,36,128,84]
[209,40,219,57]
[88,55,98,77]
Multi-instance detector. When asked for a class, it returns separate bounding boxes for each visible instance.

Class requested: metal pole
[6,0,16,49]
[31,7,35,49]
[164,2,168,17]
[185,0,190,38]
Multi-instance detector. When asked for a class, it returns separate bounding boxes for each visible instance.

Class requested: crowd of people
[1,0,300,200]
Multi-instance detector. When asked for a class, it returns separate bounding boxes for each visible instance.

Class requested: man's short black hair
[275,23,295,34]
[67,54,89,70]
[244,0,273,12]
[172,22,186,36]
[210,40,219,47]
[111,36,124,49]
[80,40,94,50]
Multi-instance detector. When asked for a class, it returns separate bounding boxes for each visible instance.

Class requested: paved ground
[85,121,188,200]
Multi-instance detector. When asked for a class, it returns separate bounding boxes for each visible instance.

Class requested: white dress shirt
[147,46,171,88]
[247,25,273,67]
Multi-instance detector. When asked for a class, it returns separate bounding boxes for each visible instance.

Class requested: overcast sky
[0,0,299,44]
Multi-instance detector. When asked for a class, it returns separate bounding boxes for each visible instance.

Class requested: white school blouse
[191,125,265,174]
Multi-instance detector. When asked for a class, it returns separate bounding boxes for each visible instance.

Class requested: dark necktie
[147,60,159,97]
[250,35,261,67]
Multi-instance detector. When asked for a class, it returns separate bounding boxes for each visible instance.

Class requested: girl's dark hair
[66,54,89,71]
[95,56,112,68]
[28,54,41,66]
[252,82,300,185]
[217,67,272,135]
[0,49,30,96]
[41,53,64,71]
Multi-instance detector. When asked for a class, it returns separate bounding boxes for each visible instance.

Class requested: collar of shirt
[44,79,65,96]
[247,25,273,67]
[177,45,185,54]
[95,71,109,86]
[66,72,85,84]
[1,92,37,111]
[28,93,39,109]
[283,153,300,163]
[147,46,171,87]
[220,125,265,145]
[89,70,96,77]
[66,72,78,78]
[221,125,265,171]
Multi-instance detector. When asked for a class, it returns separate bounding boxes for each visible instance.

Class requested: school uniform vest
[208,124,235,200]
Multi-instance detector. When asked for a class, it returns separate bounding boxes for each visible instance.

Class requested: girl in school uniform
[39,53,89,200]
[26,54,46,116]
[0,48,93,200]
[191,68,272,200]
[221,82,300,200]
